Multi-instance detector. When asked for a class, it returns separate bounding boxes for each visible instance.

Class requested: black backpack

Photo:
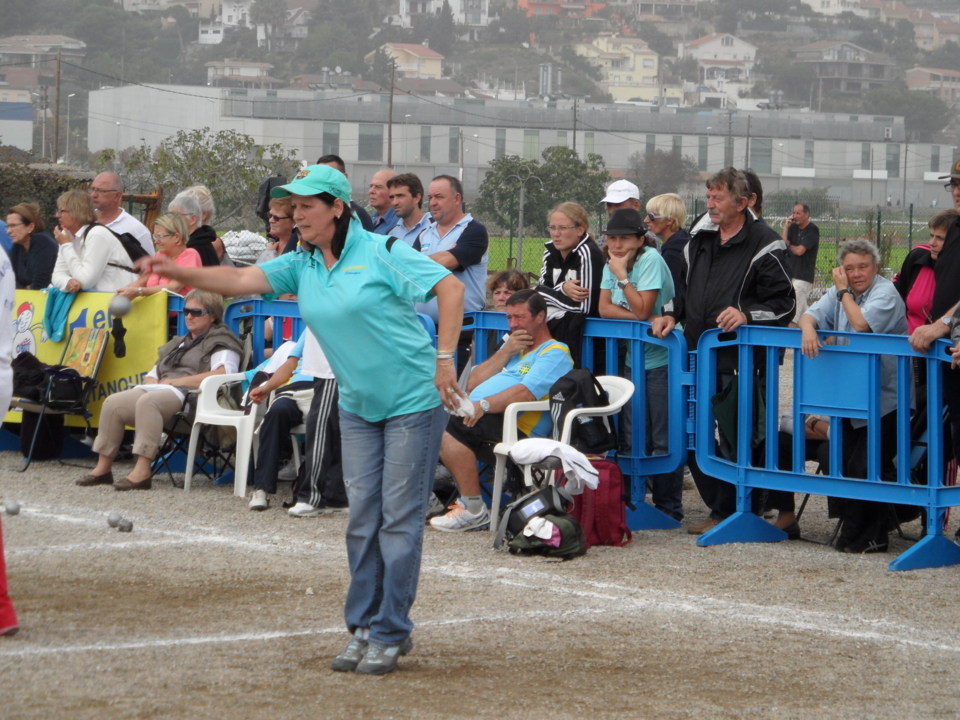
[92,222,149,264]
[548,368,618,454]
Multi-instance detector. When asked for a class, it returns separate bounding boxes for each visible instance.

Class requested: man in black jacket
[653,168,795,534]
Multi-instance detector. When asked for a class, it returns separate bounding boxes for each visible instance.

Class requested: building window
[804,140,814,168]
[556,130,567,148]
[672,135,682,153]
[449,127,460,164]
[698,136,708,171]
[420,125,431,162]
[585,131,595,155]
[886,143,900,178]
[496,128,506,159]
[722,36,733,46]
[358,124,383,162]
[646,134,655,155]
[861,142,871,170]
[524,130,540,159]
[751,138,772,174]
[931,145,940,173]
[322,122,340,156]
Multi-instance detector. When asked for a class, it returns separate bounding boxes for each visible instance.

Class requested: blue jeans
[620,365,684,520]
[339,404,447,646]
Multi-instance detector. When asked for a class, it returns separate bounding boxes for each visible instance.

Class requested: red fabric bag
[568,459,632,548]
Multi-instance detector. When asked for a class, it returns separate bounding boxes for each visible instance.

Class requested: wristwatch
[836,287,854,300]
[616,278,632,290]
[479,398,491,414]
[942,315,953,327]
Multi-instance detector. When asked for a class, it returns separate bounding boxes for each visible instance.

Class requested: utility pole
[53,49,62,162]
[572,97,577,155]
[744,115,751,168]
[902,140,908,207]
[387,61,395,167]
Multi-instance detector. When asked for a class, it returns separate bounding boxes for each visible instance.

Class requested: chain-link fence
[483,200,945,299]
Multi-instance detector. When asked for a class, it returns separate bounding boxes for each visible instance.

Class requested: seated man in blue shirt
[430,290,573,532]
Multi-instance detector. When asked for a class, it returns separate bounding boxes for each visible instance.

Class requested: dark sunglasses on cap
[183,307,210,317]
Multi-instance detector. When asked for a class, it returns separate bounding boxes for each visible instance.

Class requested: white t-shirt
[105,209,154,257]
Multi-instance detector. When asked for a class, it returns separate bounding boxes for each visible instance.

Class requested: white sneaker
[288,502,321,518]
[278,458,299,481]
[429,501,490,532]
[248,488,269,511]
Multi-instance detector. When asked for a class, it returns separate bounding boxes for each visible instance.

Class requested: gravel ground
[2,447,960,720]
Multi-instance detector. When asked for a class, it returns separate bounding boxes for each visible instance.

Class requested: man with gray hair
[653,167,795,534]
[89,171,153,256]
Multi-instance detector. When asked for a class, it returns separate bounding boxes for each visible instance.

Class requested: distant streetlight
[65,93,76,165]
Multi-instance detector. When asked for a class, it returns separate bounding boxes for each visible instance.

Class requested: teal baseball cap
[272,164,352,203]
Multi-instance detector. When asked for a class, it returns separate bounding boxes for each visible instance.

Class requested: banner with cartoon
[6,290,169,427]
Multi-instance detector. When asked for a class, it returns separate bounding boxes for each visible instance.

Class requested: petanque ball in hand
[109,294,133,318]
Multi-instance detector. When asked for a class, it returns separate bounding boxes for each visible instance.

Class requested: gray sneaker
[331,628,368,672]
[355,636,414,676]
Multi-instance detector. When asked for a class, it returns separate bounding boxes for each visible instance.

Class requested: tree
[627,148,700,201]
[862,81,950,141]
[474,147,610,234]
[250,0,288,52]
[123,128,299,229]
[435,0,457,57]
[759,55,817,104]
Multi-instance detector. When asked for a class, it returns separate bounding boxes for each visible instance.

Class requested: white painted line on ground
[7,506,960,659]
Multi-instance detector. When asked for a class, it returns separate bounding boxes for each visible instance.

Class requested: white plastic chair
[183,373,263,498]
[488,375,635,535]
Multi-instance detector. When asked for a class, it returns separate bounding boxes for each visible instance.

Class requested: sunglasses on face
[269,214,291,221]
[183,308,210,317]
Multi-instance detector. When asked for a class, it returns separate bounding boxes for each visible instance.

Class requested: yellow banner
[7,290,169,427]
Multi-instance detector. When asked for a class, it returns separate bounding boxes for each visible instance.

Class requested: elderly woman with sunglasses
[644,193,691,292]
[115,213,202,300]
[6,202,58,290]
[76,289,242,491]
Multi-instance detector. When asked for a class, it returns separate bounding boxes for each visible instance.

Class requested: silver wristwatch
[479,398,491,414]
[616,278,631,290]
[942,315,952,327]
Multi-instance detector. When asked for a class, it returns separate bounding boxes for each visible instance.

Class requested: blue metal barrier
[224,299,304,366]
[166,294,186,337]
[694,325,960,571]
[470,311,691,531]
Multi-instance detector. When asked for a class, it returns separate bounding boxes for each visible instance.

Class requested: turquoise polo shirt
[600,249,675,370]
[261,221,450,422]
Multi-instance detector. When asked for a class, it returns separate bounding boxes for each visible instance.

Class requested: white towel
[508,438,599,493]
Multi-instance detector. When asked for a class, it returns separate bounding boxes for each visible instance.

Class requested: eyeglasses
[268,214,292,222]
[153,233,174,240]
[55,208,70,215]
[646,212,663,221]
[89,187,121,194]
[5,222,24,229]
[183,308,210,317]
[945,181,960,191]
[547,224,577,232]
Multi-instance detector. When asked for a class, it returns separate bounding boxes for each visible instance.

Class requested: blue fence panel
[166,294,186,337]
[694,325,960,571]
[224,299,305,367]
[470,311,691,531]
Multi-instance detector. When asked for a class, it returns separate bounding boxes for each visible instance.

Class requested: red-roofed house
[680,33,757,84]
[906,67,960,108]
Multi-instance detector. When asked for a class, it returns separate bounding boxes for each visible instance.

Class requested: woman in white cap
[139,164,465,676]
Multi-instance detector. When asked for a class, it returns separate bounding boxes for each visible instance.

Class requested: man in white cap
[600,179,642,217]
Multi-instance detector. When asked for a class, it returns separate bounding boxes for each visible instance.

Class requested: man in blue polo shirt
[431,290,573,532]
[368,168,398,234]
[416,174,489,372]
[387,173,432,248]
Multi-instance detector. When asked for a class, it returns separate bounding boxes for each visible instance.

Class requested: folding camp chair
[10,327,110,472]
